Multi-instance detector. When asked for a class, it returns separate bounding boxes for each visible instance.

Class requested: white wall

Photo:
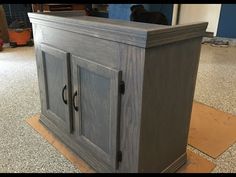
[178,4,222,36]
[171,4,178,25]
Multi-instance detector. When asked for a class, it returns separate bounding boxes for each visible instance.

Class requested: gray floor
[0,47,79,173]
[195,44,236,116]
[191,44,236,173]
[0,44,235,172]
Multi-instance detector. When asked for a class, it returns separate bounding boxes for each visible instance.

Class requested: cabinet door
[40,43,72,133]
[72,55,121,171]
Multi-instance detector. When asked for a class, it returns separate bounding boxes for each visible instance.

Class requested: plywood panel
[177,150,215,173]
[26,114,95,173]
[189,102,236,158]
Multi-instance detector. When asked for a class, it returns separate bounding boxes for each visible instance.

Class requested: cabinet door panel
[72,55,121,171]
[80,67,111,153]
[40,43,72,133]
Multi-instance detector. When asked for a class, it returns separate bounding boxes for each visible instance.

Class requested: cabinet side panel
[138,37,202,172]
[117,44,145,172]
[32,24,45,115]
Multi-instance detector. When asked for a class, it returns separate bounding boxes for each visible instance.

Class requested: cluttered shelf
[0,4,109,50]
[31,4,87,12]
[31,4,109,18]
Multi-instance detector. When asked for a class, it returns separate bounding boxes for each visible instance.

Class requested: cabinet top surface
[28,11,168,31]
[28,12,208,48]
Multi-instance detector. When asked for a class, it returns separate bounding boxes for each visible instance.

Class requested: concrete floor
[192,44,236,173]
[0,47,79,173]
[0,44,235,172]
[195,44,236,116]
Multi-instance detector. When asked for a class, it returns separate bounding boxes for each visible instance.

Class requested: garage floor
[0,47,79,172]
[0,44,235,172]
[192,44,236,173]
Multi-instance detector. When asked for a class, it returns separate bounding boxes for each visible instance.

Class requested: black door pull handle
[62,85,67,104]
[73,91,78,111]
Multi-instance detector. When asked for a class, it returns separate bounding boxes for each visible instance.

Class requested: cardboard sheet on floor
[189,102,236,158]
[177,150,215,173]
[26,114,95,173]
[26,114,215,173]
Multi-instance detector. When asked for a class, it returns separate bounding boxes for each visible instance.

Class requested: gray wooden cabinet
[29,11,207,173]
[40,44,72,134]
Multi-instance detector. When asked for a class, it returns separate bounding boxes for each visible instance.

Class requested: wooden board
[177,150,215,173]
[189,102,236,158]
[26,114,95,173]
[26,114,215,173]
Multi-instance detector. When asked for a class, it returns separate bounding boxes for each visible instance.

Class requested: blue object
[217,4,236,38]
[108,4,132,21]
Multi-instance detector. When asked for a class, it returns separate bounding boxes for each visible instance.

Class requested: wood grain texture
[40,44,72,134]
[162,153,187,173]
[71,55,121,172]
[26,114,96,173]
[40,26,120,69]
[80,67,111,153]
[138,37,203,172]
[40,114,112,172]
[28,12,207,48]
[117,44,145,172]
[29,12,207,173]
[26,115,216,173]
[44,52,66,118]
[32,21,114,172]
[32,24,45,115]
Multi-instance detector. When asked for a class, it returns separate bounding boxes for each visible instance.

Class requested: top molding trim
[28,11,208,48]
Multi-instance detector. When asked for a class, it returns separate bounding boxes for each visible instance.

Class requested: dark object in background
[130,5,168,25]
[85,6,93,16]
[0,5,9,42]
[85,4,108,18]
[0,38,3,51]
[3,4,32,28]
[2,4,33,47]
[9,19,26,29]
[202,38,229,47]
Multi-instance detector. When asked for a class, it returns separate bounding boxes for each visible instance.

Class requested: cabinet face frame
[71,55,122,171]
[40,43,72,133]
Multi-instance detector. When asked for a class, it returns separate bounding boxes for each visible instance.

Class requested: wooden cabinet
[29,11,207,173]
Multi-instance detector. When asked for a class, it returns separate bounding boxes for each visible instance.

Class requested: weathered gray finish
[138,37,203,172]
[28,12,207,48]
[29,12,207,173]
[39,114,112,172]
[117,44,145,172]
[71,55,121,171]
[38,26,120,69]
[39,43,72,134]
